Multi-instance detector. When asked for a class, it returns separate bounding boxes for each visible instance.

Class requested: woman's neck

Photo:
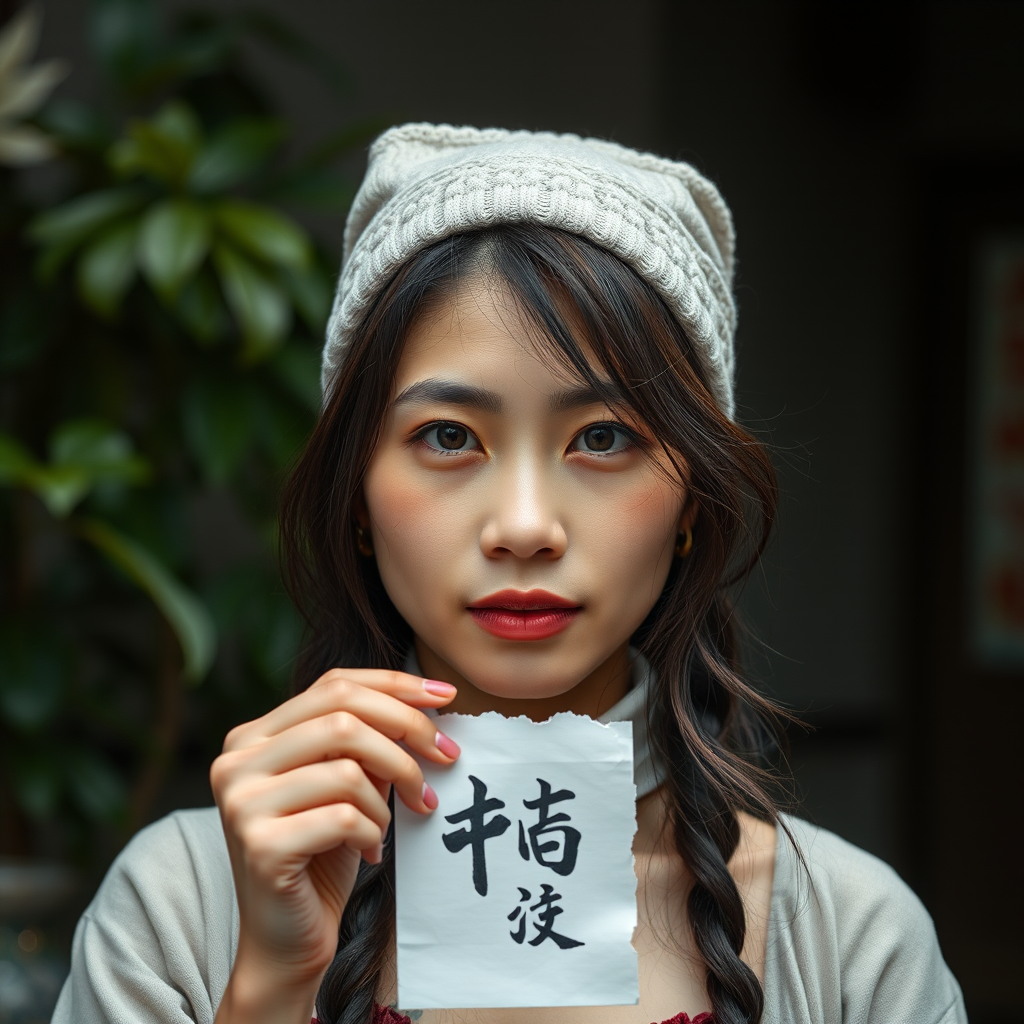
[413,638,633,721]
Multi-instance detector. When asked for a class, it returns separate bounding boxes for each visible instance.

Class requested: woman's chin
[451,660,597,709]
[413,633,626,712]
[471,679,582,703]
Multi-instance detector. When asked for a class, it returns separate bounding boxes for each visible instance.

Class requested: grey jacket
[51,808,966,1023]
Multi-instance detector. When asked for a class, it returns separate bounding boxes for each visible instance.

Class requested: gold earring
[675,528,693,558]
[356,525,374,557]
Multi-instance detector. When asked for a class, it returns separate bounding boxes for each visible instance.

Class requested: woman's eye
[418,422,479,453]
[573,423,634,454]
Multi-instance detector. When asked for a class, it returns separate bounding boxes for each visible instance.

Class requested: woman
[52,125,966,1024]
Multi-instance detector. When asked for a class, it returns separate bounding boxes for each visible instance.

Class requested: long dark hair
[280,224,788,1024]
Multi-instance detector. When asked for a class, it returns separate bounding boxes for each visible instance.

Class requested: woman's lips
[467,589,581,641]
[469,608,580,641]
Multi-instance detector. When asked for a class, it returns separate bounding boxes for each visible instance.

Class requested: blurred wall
[33,2,1024,1021]
[653,13,1023,1020]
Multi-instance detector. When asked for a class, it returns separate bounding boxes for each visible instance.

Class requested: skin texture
[211,668,462,1024]
[211,274,774,1024]
[360,275,695,721]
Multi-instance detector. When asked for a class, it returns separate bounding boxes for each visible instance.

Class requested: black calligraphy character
[442,775,511,896]
[527,883,584,948]
[507,887,531,943]
[518,778,581,876]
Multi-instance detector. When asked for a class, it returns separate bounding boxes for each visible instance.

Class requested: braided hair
[281,224,790,1024]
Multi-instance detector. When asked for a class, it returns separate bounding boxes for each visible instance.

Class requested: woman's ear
[353,491,370,530]
[678,498,699,535]
[674,500,699,559]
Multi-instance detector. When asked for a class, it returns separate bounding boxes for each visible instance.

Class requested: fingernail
[423,678,457,697]
[422,782,439,810]
[435,730,461,759]
[365,842,383,865]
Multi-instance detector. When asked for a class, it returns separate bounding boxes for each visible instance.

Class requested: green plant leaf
[76,218,140,317]
[51,418,150,482]
[175,269,229,343]
[107,135,147,178]
[138,198,210,300]
[151,99,202,152]
[0,434,88,518]
[2,421,150,517]
[0,58,69,121]
[38,98,113,152]
[28,186,145,249]
[0,432,36,482]
[212,242,290,360]
[181,376,256,485]
[0,123,59,165]
[108,102,202,187]
[188,118,284,194]
[80,519,216,683]
[213,200,310,270]
[25,464,92,518]
[64,746,127,822]
[0,4,40,81]
[110,121,191,187]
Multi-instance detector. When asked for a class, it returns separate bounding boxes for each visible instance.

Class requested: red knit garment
[313,1009,713,1024]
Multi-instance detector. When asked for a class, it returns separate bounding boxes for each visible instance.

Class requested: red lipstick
[467,589,581,641]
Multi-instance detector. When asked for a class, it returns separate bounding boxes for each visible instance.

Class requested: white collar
[598,649,663,798]
[403,648,664,799]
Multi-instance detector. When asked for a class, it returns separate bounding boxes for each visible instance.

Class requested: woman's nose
[479,459,567,560]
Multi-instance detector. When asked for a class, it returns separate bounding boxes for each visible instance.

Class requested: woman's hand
[210,668,459,1024]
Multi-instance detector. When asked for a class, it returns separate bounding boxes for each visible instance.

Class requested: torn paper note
[394,711,638,1009]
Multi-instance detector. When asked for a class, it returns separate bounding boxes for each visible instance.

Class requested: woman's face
[360,274,693,716]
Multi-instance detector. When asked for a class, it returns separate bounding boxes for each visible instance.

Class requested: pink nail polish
[423,678,457,697]
[435,730,461,759]
[422,782,439,810]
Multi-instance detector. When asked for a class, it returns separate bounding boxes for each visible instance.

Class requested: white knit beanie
[322,123,738,418]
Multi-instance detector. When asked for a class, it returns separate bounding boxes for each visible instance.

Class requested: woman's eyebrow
[548,381,625,413]
[391,378,625,414]
[392,379,503,413]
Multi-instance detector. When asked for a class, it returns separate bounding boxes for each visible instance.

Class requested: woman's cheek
[364,464,465,602]
[593,482,680,615]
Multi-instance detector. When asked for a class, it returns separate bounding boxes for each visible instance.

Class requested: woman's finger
[236,711,438,813]
[230,758,392,834]
[231,680,458,765]
[230,669,457,747]
[244,801,385,865]
[309,667,455,702]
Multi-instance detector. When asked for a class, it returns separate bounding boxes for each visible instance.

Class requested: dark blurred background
[1,2,1022,1022]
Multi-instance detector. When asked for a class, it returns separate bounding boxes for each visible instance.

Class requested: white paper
[394,712,638,1009]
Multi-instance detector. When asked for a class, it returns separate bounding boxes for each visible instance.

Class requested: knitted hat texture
[323,123,738,417]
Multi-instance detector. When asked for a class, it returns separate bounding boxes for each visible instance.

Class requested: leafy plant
[0,0,375,864]
[0,4,67,163]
